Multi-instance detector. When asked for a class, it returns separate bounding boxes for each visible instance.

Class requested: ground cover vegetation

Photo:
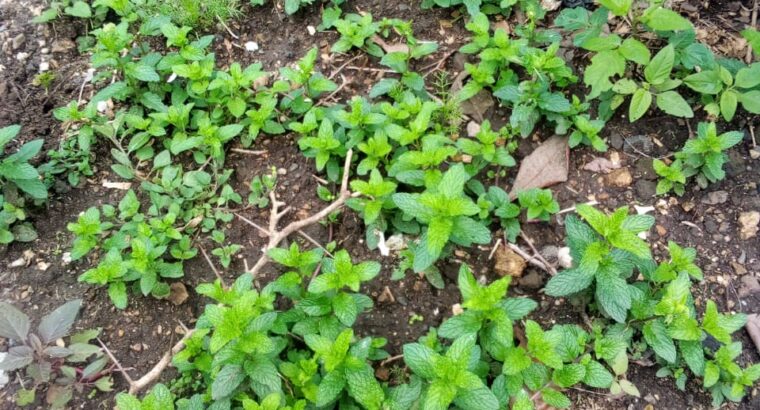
[1,0,759,409]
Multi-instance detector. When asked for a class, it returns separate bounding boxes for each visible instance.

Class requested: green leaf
[720,90,739,122]
[403,343,437,379]
[597,0,632,16]
[584,360,614,388]
[64,1,91,18]
[595,270,631,323]
[629,88,652,122]
[454,387,500,410]
[346,365,384,409]
[680,340,705,376]
[644,45,675,86]
[619,38,651,65]
[211,364,245,400]
[643,8,693,31]
[317,371,346,407]
[545,268,595,296]
[131,65,160,82]
[656,91,693,118]
[702,300,746,344]
[552,363,586,388]
[742,28,760,55]
[643,319,677,363]
[740,90,760,114]
[108,282,128,309]
[684,70,723,94]
[0,124,21,151]
[540,388,571,408]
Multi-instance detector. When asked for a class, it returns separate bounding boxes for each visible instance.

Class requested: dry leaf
[168,282,189,305]
[583,157,621,174]
[372,35,409,54]
[509,136,569,197]
[102,181,132,190]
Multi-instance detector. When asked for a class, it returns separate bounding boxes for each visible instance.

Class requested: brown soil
[0,0,759,409]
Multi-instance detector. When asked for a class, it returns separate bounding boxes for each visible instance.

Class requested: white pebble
[307,26,316,36]
[245,41,259,52]
[39,61,49,72]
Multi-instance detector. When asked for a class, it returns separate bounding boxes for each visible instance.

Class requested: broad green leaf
[629,88,652,122]
[644,45,675,85]
[643,319,677,363]
[656,91,693,118]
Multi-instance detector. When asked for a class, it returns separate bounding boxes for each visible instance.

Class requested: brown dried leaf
[372,35,409,54]
[168,283,189,305]
[509,136,569,197]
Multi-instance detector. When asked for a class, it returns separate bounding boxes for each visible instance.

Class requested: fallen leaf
[372,35,409,54]
[509,136,569,197]
[583,157,621,174]
[168,282,189,305]
[450,70,493,121]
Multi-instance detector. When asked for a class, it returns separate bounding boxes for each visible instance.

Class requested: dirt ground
[0,0,759,409]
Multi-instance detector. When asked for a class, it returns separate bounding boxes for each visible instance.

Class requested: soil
[1,0,759,409]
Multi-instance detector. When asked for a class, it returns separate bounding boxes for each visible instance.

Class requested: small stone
[40,47,50,54]
[739,275,760,297]
[681,201,695,212]
[540,245,559,265]
[12,33,26,50]
[635,179,657,198]
[39,61,50,72]
[466,121,481,137]
[623,134,653,155]
[518,271,544,289]
[277,167,287,175]
[702,190,729,205]
[130,343,143,352]
[731,262,748,276]
[452,303,464,315]
[307,26,316,36]
[557,247,573,269]
[0,352,8,388]
[244,41,259,52]
[656,225,667,236]
[739,211,760,239]
[604,167,633,188]
[16,52,29,62]
[494,246,526,277]
[51,39,76,53]
[750,148,760,160]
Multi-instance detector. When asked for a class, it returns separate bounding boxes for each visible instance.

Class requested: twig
[344,65,395,74]
[747,0,758,64]
[316,74,349,107]
[506,240,553,274]
[380,354,404,367]
[97,325,195,395]
[127,328,194,394]
[235,213,334,257]
[519,230,557,276]
[97,338,134,386]
[230,148,267,155]
[217,15,240,39]
[246,150,355,277]
[422,49,456,78]
[488,237,502,260]
[749,122,757,148]
[199,245,227,289]
[329,54,363,80]
[557,200,600,215]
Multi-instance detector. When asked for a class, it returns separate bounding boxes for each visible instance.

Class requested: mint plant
[683,62,760,121]
[0,300,112,408]
[517,188,559,221]
[545,204,654,322]
[675,122,743,188]
[0,125,47,244]
[392,164,491,272]
[653,159,687,196]
[612,45,694,122]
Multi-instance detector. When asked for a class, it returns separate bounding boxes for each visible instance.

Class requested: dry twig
[245,149,356,277]
[98,325,195,395]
